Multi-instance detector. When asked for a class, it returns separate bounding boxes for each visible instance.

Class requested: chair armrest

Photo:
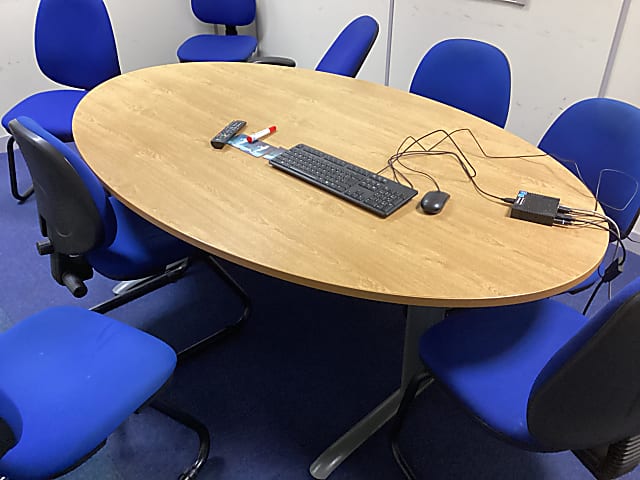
[249,56,296,68]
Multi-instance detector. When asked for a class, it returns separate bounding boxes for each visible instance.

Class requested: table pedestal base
[309,306,444,479]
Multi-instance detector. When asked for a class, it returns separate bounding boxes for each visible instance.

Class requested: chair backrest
[315,15,379,78]
[538,98,640,239]
[190,0,256,26]
[7,117,116,255]
[409,38,511,127]
[0,387,22,459]
[528,276,640,451]
[35,0,120,90]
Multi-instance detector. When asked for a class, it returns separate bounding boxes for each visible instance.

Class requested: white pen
[247,125,277,143]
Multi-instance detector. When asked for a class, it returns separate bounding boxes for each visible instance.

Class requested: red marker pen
[247,125,276,143]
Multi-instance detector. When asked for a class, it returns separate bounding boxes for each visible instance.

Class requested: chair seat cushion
[87,197,197,280]
[420,300,588,449]
[0,306,176,479]
[2,90,87,140]
[177,34,257,62]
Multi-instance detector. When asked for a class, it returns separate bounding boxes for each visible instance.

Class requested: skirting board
[0,134,8,153]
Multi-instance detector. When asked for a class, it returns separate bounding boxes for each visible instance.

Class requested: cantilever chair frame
[8,118,251,363]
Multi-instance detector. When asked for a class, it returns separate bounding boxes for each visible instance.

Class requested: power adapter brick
[509,190,560,226]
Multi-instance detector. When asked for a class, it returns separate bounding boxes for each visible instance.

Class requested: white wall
[255,0,389,85]
[0,0,211,123]
[390,0,623,144]
[3,0,638,139]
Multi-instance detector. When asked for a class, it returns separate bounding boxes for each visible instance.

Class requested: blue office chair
[538,98,640,295]
[409,38,511,127]
[251,15,379,78]
[1,0,120,203]
[177,0,257,62]
[0,306,209,479]
[390,276,640,480]
[8,116,250,361]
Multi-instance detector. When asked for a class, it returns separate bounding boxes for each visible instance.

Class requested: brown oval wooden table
[72,62,608,478]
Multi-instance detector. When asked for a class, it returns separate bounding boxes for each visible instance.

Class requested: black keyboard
[269,144,418,217]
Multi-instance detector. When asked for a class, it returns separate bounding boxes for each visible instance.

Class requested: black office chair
[389,276,640,480]
[8,116,250,362]
[1,0,120,203]
[0,306,209,479]
[251,15,379,78]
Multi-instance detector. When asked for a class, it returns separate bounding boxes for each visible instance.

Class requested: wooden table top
[72,62,608,307]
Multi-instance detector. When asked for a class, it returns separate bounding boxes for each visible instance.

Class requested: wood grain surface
[72,62,608,307]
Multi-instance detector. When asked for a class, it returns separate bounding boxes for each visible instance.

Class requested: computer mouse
[420,190,450,214]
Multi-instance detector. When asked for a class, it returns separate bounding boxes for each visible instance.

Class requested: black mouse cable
[382,149,445,190]
[380,128,549,205]
[379,132,473,188]
[382,140,512,204]
[435,128,550,162]
[406,133,514,204]
[396,127,550,164]
[378,131,456,188]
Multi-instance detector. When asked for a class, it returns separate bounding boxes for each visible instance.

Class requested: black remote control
[211,120,246,149]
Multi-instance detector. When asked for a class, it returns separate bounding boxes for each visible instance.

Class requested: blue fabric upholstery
[420,300,588,448]
[35,0,120,90]
[177,34,258,62]
[178,0,257,62]
[532,276,640,395]
[15,116,196,281]
[0,388,22,447]
[1,90,87,139]
[2,0,119,158]
[410,38,511,127]
[315,16,379,78]
[191,0,255,25]
[538,98,640,239]
[87,198,196,280]
[420,276,640,453]
[0,306,176,480]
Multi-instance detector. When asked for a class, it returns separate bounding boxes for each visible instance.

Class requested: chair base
[6,136,35,203]
[152,400,211,480]
[176,255,251,362]
[574,435,640,480]
[89,255,251,362]
[90,259,191,314]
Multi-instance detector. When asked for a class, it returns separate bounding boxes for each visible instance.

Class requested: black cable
[379,130,514,203]
[380,129,640,221]
[552,214,625,315]
[553,214,626,267]
[583,278,606,315]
